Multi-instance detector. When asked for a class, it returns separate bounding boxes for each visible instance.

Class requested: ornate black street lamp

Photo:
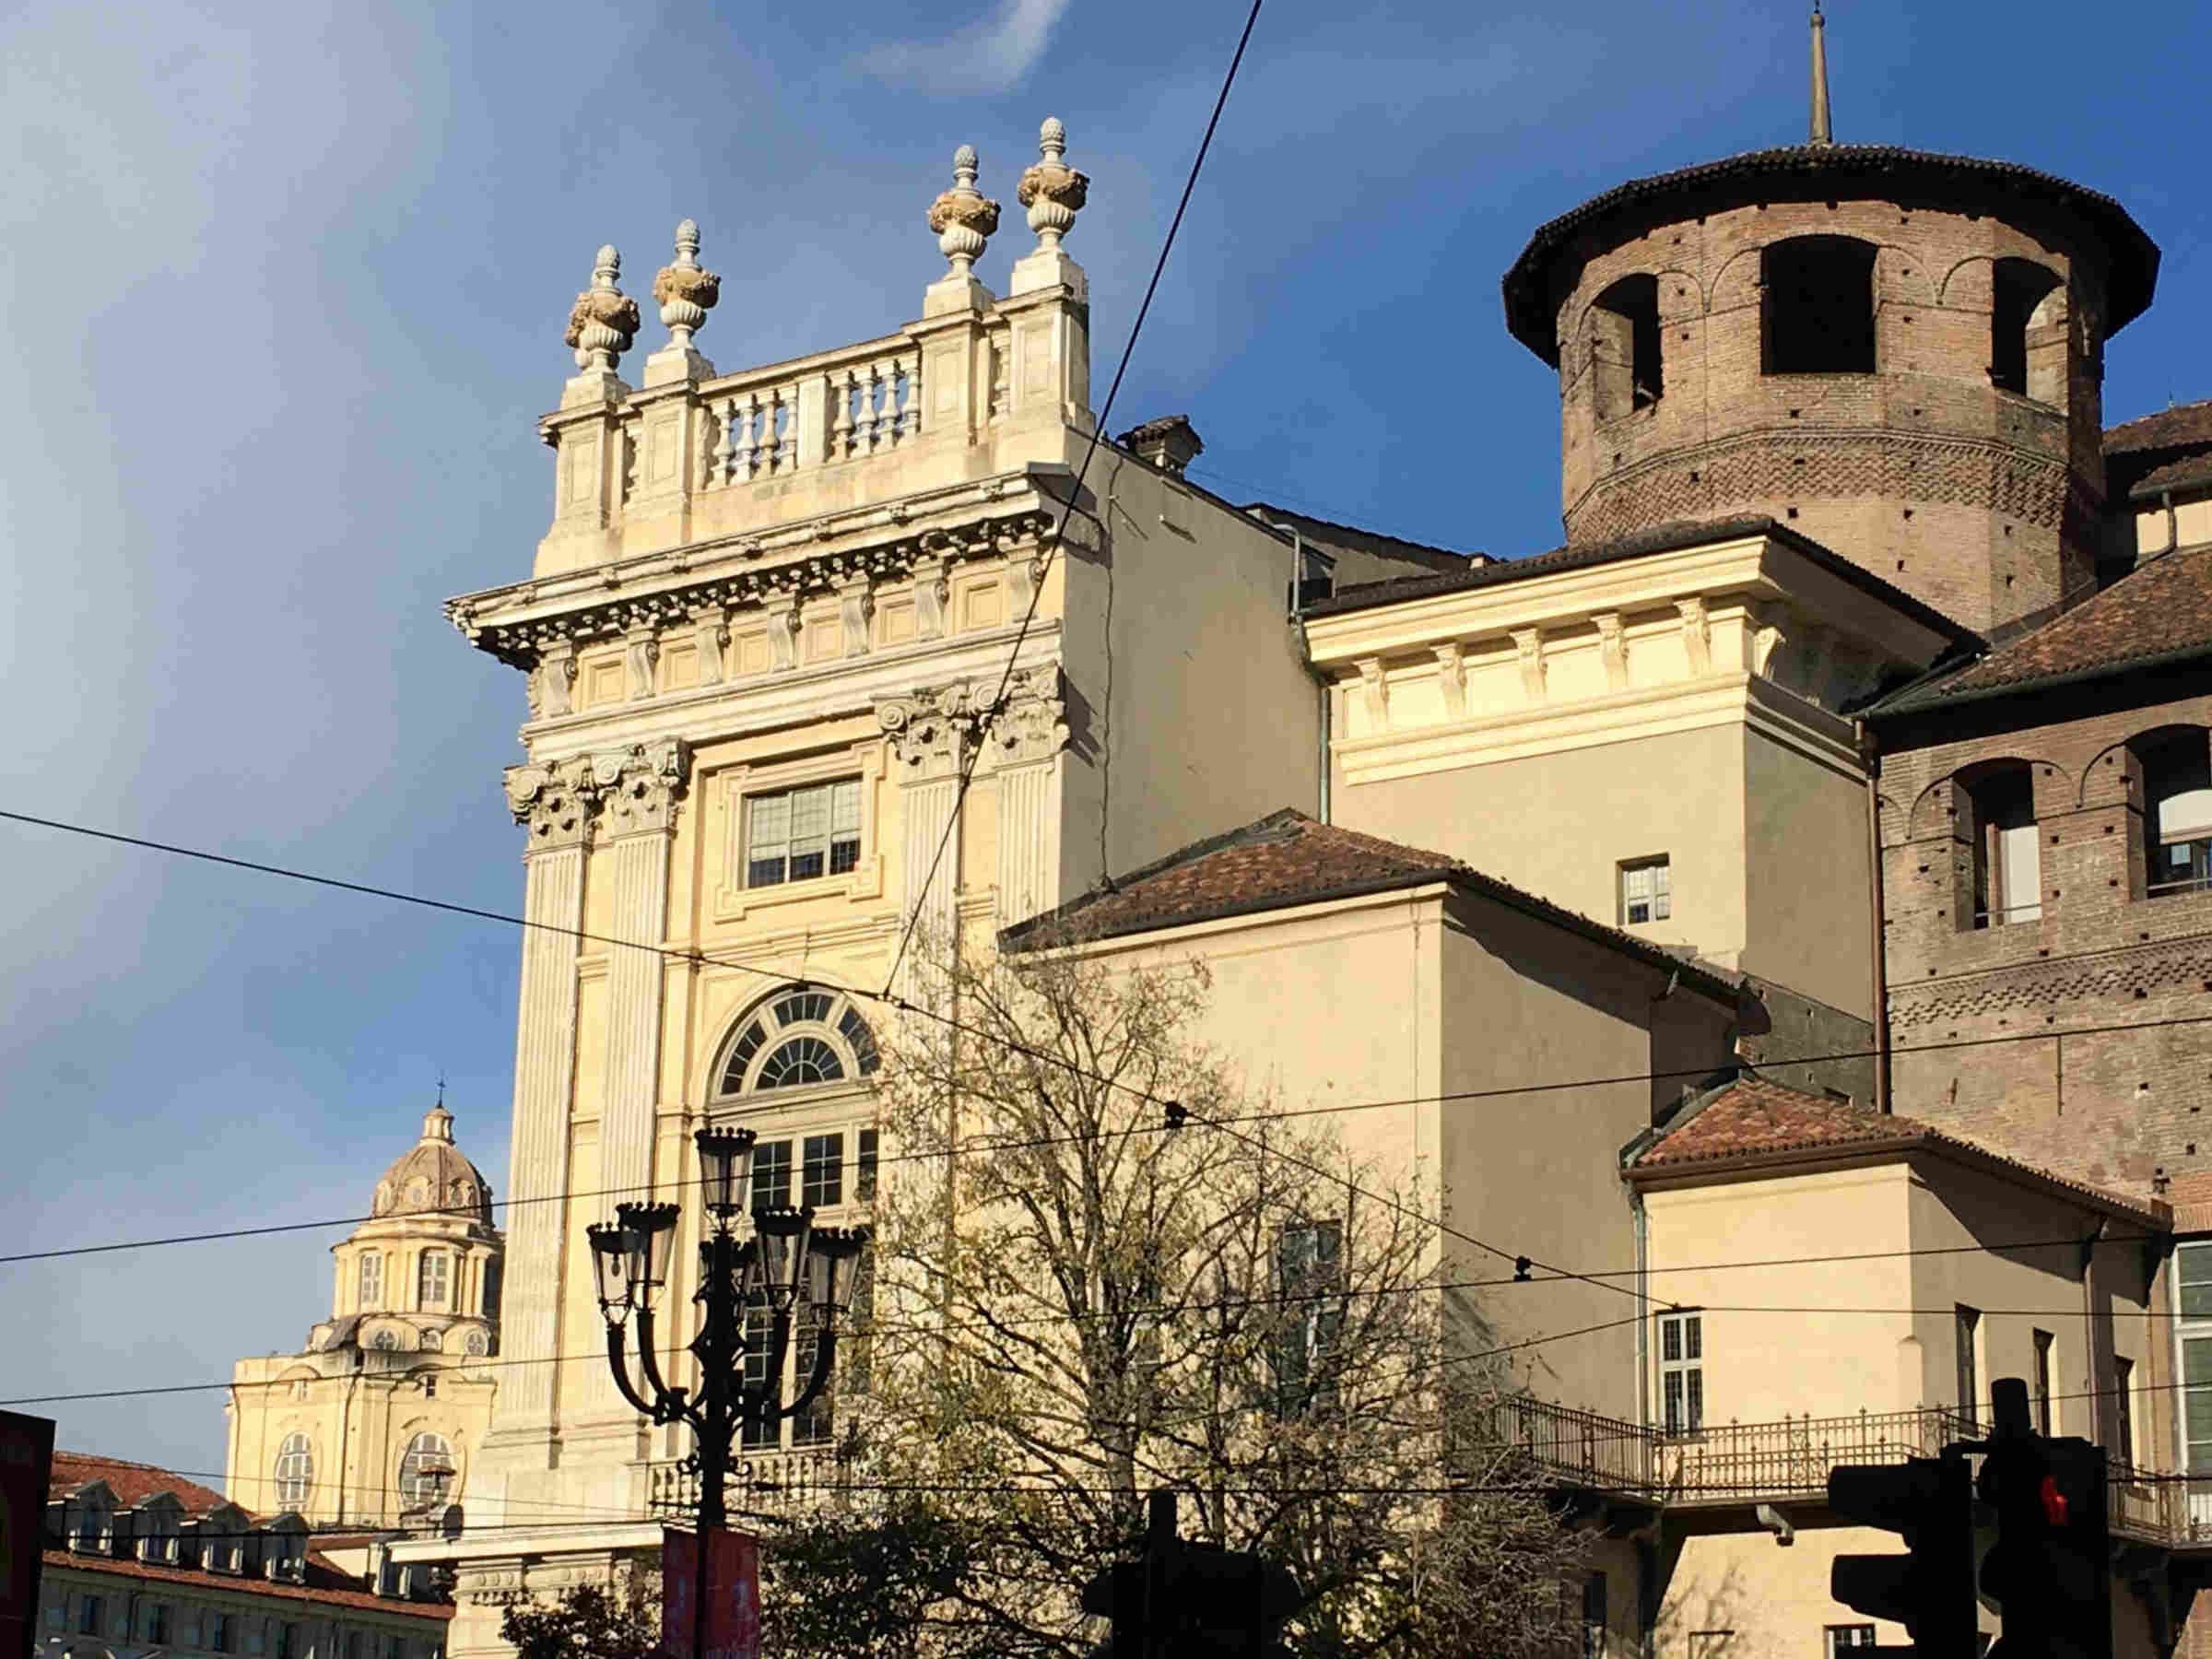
[589,1124,866,1654]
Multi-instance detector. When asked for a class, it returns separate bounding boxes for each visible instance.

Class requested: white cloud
[856,0,1070,92]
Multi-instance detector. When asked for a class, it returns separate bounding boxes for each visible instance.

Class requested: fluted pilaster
[990,666,1067,926]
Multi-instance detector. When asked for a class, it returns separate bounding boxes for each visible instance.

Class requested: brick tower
[1499,14,2158,635]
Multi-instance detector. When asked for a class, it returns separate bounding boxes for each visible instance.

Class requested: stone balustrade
[529,121,1091,580]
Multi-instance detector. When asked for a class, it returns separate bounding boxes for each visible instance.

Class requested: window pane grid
[752,1141,793,1210]
[1658,1312,1702,1434]
[1621,858,1671,924]
[803,1134,845,1208]
[747,782,863,889]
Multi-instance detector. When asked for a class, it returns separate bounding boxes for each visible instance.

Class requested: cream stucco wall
[1076,882,1738,1430]
[1638,1156,2170,1659]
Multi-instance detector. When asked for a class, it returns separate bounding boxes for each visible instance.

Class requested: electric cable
[877,0,1267,994]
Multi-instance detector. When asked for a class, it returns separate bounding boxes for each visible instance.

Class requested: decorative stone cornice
[505,759,600,853]
[989,665,1068,765]
[877,684,983,781]
[449,502,1057,670]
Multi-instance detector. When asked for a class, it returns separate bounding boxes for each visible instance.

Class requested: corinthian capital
[592,738,690,836]
[991,665,1068,766]
[877,684,982,782]
[506,759,599,853]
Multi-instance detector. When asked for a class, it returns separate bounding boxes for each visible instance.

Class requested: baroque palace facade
[344,48,2212,1659]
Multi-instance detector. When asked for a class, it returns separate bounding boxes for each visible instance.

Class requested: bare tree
[793,934,1591,1657]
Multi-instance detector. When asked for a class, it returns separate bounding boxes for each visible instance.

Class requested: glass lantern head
[750,1206,815,1311]
[694,1125,758,1224]
[585,1220,635,1318]
[615,1202,681,1301]
[806,1225,868,1316]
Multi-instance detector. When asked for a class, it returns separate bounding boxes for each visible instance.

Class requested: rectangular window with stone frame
[418,1253,449,1310]
[746,780,862,888]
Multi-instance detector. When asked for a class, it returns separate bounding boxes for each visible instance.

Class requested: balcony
[1498,1396,2212,1548]
[647,1448,851,1522]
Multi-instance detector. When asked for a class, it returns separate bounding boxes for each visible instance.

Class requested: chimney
[1118,414,1204,478]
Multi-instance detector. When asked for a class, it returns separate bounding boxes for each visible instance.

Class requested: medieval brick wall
[1877,679,2212,1203]
[1549,196,2112,633]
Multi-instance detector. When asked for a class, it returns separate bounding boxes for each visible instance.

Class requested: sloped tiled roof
[1869,545,2212,716]
[2106,400,2212,457]
[1630,1075,2169,1227]
[43,1550,454,1619]
[1003,809,1741,1002]
[49,1451,233,1516]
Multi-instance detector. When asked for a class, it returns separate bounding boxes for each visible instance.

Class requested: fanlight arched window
[273,1435,313,1510]
[714,988,880,1097]
[397,1433,453,1509]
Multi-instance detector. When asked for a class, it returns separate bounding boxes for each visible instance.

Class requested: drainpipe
[1860,718,1891,1113]
[1267,515,1333,824]
[1632,1185,1651,1434]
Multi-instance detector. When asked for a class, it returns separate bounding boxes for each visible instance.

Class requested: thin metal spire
[1809,4,1834,147]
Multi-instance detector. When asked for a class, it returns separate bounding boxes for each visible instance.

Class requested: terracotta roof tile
[1870,546,2212,714]
[42,1551,453,1620]
[49,1452,233,1516]
[2106,400,2212,457]
[1004,809,1741,1002]
[1631,1075,2168,1226]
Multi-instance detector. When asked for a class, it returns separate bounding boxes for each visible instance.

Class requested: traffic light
[1081,1490,1301,1659]
[1827,1453,1978,1654]
[1979,1419,2110,1659]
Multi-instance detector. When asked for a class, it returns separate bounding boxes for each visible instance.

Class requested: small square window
[1825,1627,1877,1655]
[1620,857,1671,925]
[746,780,862,888]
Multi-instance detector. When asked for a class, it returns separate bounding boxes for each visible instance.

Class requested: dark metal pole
[692,1227,734,1659]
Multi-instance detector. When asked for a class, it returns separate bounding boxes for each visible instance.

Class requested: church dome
[371,1105,494,1226]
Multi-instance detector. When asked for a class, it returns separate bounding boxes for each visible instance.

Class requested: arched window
[1991,258,2064,399]
[1762,236,1877,374]
[273,1435,312,1510]
[1959,762,2041,928]
[713,988,880,1098]
[465,1329,489,1357]
[2134,729,2212,899]
[358,1253,382,1311]
[419,1328,443,1352]
[1590,273,1663,419]
[371,1328,399,1352]
[396,1434,453,1509]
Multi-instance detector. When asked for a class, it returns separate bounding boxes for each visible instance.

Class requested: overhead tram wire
[0,812,2195,1302]
[877,0,1265,996]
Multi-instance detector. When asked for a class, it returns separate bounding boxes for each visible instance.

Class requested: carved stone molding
[839,577,875,659]
[450,505,1055,671]
[1512,628,1547,701]
[912,557,949,640]
[505,759,599,852]
[1432,641,1467,722]
[877,684,982,782]
[1594,611,1629,692]
[623,627,660,700]
[592,738,689,837]
[991,665,1068,766]
[1356,659,1389,728]
[1676,596,1712,677]
[691,606,729,686]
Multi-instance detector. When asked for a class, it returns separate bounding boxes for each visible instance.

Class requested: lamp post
[588,1125,867,1658]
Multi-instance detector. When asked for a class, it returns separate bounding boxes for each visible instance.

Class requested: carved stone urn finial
[926,145,1000,280]
[564,244,641,373]
[1018,116,1088,251]
[653,219,722,352]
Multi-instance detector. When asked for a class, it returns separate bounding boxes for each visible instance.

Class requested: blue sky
[3,0,2208,1478]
